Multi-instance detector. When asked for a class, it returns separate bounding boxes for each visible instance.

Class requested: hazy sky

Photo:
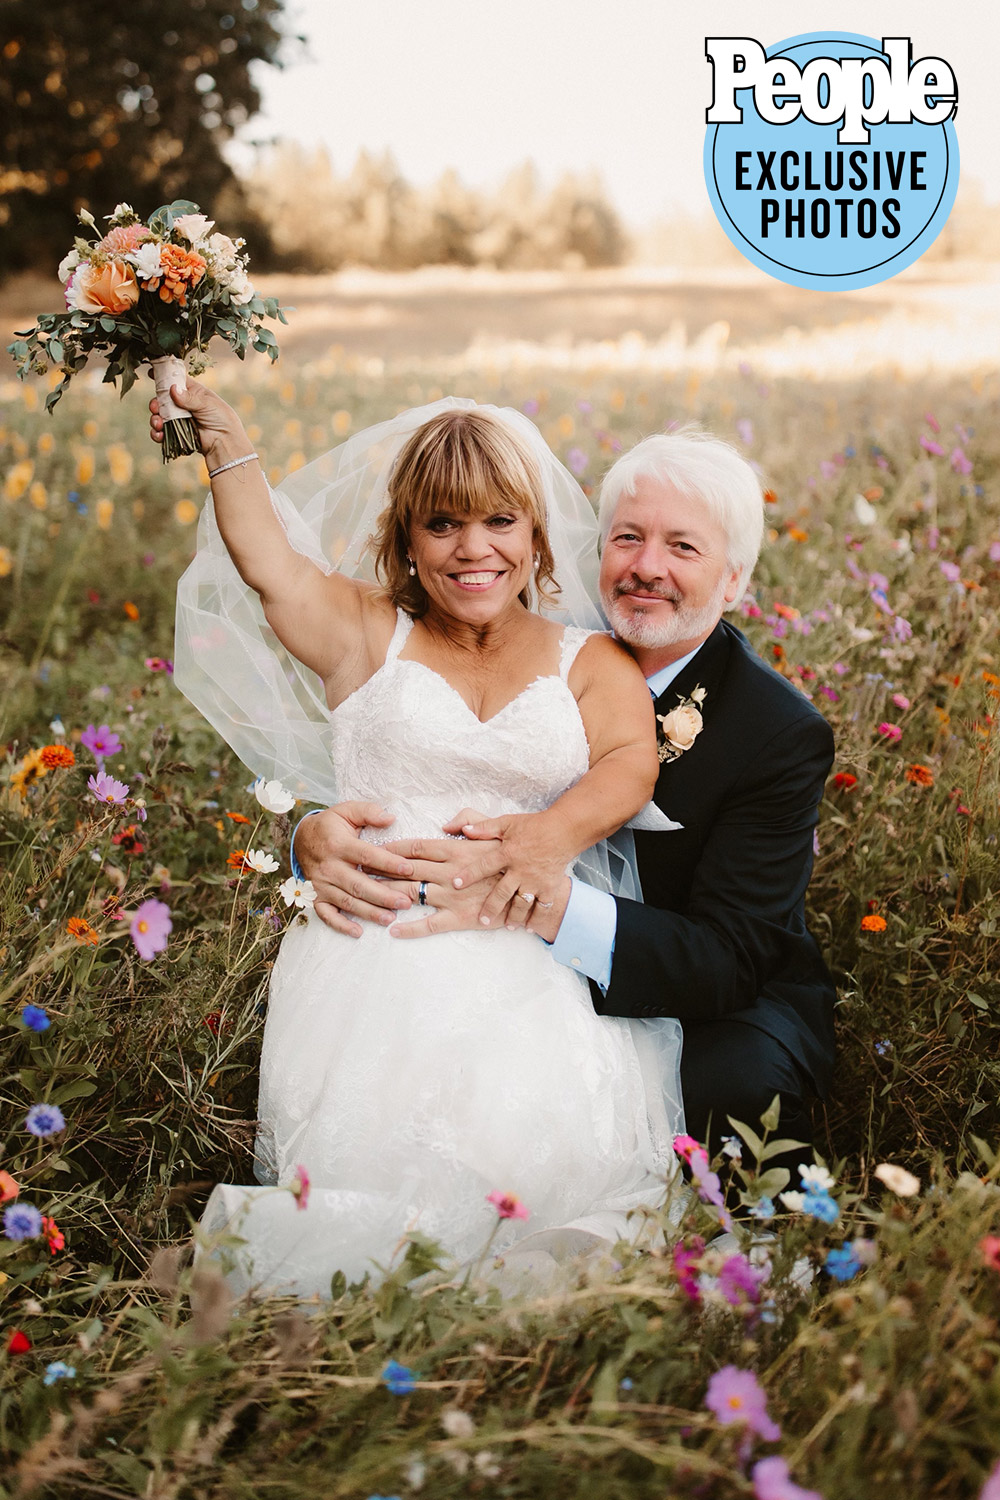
[238,1,997,225]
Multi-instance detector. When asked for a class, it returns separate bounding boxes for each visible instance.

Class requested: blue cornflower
[803,1190,839,1224]
[382,1359,416,1395]
[825,1245,862,1282]
[749,1196,775,1220]
[4,1202,43,1241]
[25,1102,66,1138]
[22,1005,50,1033]
[875,1039,893,1057]
[43,1361,76,1385]
[619,1377,634,1391]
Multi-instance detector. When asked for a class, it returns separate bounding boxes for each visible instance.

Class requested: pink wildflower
[718,1252,770,1308]
[877,722,902,743]
[486,1190,529,1221]
[940,560,962,582]
[291,1164,310,1211]
[672,1236,705,1302]
[891,693,910,711]
[88,770,130,804]
[980,1460,1000,1500]
[920,435,944,456]
[705,1366,780,1441]
[672,1133,707,1167]
[950,446,972,476]
[80,723,122,761]
[130,898,172,960]
[753,1456,824,1500]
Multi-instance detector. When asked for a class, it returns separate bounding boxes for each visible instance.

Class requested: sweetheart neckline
[329,654,579,728]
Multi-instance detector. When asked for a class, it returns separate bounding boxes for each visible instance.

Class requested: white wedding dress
[200,609,683,1298]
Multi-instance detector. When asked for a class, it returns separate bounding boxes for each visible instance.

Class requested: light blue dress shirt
[548,644,702,988]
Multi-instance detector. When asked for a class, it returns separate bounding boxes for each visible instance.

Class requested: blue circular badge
[703,31,959,290]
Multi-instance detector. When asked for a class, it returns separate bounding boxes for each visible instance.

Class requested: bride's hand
[147,375,247,462]
[294,803,416,938]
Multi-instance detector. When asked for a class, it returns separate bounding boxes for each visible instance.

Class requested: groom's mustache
[612,578,683,605]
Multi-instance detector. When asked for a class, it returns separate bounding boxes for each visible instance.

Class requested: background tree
[0,0,291,276]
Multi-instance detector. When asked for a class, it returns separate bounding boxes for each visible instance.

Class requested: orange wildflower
[0,1171,19,1203]
[41,1216,65,1254]
[10,749,49,796]
[123,601,139,620]
[40,744,75,769]
[787,526,808,542]
[147,244,206,306]
[227,849,251,872]
[226,811,251,824]
[861,914,887,932]
[833,772,858,791]
[67,916,99,945]
[905,764,934,787]
[773,602,801,620]
[763,488,778,505]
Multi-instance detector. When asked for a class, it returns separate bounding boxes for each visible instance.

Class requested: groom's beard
[602,574,730,650]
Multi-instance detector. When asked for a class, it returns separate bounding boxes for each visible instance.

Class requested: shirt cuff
[289,808,322,881]
[548,877,617,990]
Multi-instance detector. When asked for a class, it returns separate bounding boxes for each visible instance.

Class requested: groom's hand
[387,807,572,937]
[294,803,415,938]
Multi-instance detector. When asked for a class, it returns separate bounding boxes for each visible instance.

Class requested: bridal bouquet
[7,200,288,460]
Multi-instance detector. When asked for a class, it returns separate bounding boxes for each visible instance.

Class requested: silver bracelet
[208,452,259,479]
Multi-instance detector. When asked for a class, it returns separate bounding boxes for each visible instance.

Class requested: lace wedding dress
[200,610,683,1297]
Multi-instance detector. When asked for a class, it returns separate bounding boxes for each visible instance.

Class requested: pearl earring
[407,557,416,577]
[533,556,540,571]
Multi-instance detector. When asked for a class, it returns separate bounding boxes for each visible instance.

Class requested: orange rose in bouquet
[71,260,141,316]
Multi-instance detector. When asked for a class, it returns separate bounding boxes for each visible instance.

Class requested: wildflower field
[1,318,999,1498]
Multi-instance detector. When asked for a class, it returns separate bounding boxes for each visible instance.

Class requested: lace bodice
[329,609,595,843]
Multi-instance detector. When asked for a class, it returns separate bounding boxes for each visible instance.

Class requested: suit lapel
[652,621,731,718]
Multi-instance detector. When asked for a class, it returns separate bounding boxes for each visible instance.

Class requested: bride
[154,385,684,1297]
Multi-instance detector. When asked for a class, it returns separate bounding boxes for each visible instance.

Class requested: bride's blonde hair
[371,409,560,616]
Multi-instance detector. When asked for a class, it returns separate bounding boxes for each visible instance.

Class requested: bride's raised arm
[150,379,372,686]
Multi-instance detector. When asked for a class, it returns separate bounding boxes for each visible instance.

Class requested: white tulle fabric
[200,614,684,1297]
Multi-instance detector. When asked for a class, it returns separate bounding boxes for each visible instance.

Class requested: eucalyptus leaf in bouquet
[6,200,290,461]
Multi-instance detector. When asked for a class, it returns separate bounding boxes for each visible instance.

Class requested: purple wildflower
[989,542,1000,563]
[130,898,172,961]
[705,1366,780,1441]
[950,446,972,476]
[88,770,129,805]
[752,1456,824,1500]
[25,1102,65,1138]
[737,418,754,446]
[4,1202,43,1240]
[891,616,913,643]
[522,398,540,417]
[80,724,122,761]
[940,560,962,582]
[718,1252,770,1307]
[565,446,588,477]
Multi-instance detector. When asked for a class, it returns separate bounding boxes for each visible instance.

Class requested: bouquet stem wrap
[150,354,200,462]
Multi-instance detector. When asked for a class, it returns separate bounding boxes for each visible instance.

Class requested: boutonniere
[656,685,707,764]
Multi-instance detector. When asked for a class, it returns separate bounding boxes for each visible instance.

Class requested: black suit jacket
[593,619,837,1098]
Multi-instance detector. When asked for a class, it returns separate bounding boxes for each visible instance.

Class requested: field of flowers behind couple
[1,317,999,1495]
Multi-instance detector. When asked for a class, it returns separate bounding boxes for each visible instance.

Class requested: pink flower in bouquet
[173,213,215,244]
[99,223,151,254]
[71,260,140,316]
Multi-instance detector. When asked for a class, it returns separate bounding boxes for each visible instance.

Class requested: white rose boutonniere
[656,685,707,764]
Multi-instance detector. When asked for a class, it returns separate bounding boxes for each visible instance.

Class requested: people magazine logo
[703,33,959,290]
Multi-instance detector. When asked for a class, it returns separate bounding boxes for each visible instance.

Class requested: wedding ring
[516,891,536,904]
[534,898,554,908]
[418,881,428,906]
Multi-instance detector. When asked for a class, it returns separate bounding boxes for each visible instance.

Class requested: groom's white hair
[597,425,766,605]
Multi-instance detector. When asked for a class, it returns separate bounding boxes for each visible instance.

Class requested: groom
[292,426,837,1166]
